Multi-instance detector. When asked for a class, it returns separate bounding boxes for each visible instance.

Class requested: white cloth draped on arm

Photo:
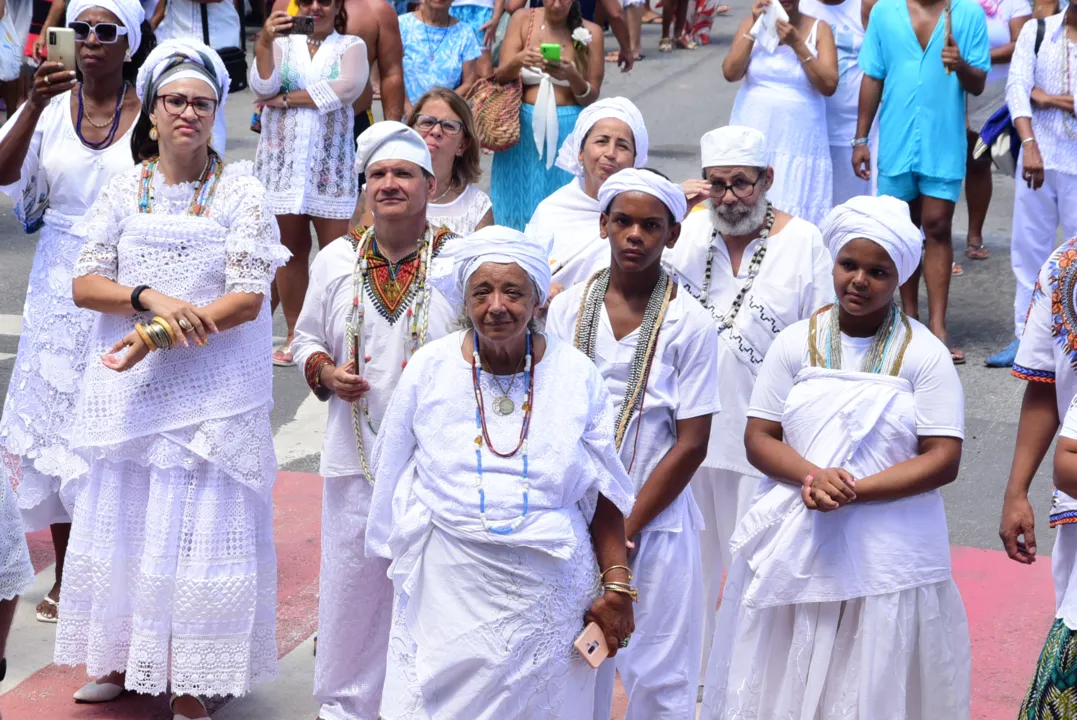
[525,178,611,288]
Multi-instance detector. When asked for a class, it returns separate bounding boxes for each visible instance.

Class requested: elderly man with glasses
[665,124,834,683]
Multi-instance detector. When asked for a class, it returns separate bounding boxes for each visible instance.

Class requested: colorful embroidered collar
[347,224,452,324]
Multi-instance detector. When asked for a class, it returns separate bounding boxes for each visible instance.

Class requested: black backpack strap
[200,2,211,45]
[1034,17,1045,55]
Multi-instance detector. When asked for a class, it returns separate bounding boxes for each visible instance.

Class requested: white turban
[821,195,923,285]
[701,125,768,170]
[355,120,433,175]
[440,226,553,309]
[136,39,230,108]
[66,0,144,58]
[555,97,649,177]
[598,168,688,223]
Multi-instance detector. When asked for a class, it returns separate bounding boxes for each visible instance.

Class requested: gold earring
[149,126,159,141]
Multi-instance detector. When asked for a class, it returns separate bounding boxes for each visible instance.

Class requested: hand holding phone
[540,42,561,64]
[282,14,314,34]
[574,622,609,668]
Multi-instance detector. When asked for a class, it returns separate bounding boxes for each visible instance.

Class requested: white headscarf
[555,97,649,177]
[598,168,688,223]
[821,195,922,285]
[66,0,144,58]
[136,39,230,108]
[700,125,768,169]
[443,226,554,309]
[355,120,433,175]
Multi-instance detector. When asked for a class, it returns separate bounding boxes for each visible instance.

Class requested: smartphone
[46,27,76,73]
[281,14,314,35]
[574,622,609,668]
[540,43,561,64]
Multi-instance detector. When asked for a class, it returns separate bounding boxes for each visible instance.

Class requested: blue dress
[399,13,485,104]
[490,103,582,231]
[449,3,495,41]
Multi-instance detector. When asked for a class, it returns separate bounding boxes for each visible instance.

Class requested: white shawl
[525,178,609,288]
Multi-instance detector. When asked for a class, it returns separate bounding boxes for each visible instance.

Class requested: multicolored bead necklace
[807,302,913,376]
[346,225,436,484]
[137,152,224,216]
[472,329,535,534]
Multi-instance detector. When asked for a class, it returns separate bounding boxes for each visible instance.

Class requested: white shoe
[170,693,210,720]
[72,678,124,703]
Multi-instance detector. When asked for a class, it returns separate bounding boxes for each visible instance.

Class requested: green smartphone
[540,43,561,63]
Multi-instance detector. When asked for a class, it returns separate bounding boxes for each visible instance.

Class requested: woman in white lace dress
[0,0,149,624]
[368,227,637,719]
[723,0,839,224]
[56,40,289,720]
[251,0,369,367]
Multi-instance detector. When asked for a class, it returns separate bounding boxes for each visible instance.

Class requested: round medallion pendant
[494,396,515,416]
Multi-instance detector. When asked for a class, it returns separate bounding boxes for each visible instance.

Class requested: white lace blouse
[69,161,291,499]
[250,33,370,219]
[427,184,492,236]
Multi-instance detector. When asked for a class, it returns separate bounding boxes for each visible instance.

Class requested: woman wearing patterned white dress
[702,196,969,718]
[0,0,149,624]
[723,0,838,224]
[57,41,288,720]
[251,0,369,366]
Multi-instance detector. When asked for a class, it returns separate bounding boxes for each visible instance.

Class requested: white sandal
[73,677,124,703]
[35,593,58,624]
[171,693,210,720]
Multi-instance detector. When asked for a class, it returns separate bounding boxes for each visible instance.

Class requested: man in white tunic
[546,168,721,720]
[663,125,833,677]
[291,121,460,720]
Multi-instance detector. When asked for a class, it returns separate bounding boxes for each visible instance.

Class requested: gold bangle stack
[137,316,177,351]
[599,565,633,583]
[602,581,639,603]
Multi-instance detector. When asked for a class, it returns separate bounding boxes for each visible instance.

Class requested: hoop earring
[149,126,159,141]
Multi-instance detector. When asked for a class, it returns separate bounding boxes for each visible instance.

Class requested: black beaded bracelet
[131,285,150,312]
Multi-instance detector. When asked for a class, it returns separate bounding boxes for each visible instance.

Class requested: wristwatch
[851,137,870,147]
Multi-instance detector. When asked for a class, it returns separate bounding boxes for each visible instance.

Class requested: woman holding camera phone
[251,0,368,367]
[0,0,150,627]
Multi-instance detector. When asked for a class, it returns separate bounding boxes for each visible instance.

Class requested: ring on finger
[44,75,50,86]
[619,634,631,649]
[179,318,194,332]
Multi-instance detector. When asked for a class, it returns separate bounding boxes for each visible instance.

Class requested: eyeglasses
[708,173,763,199]
[68,21,129,44]
[297,0,334,7]
[413,114,464,136]
[157,94,218,118]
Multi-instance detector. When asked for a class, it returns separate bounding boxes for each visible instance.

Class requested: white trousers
[691,467,760,684]
[593,528,703,720]
[314,475,393,720]
[1011,155,1077,338]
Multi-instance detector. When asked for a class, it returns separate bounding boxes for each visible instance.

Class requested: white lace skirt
[0,465,34,602]
[54,447,279,697]
[380,521,601,720]
[701,558,971,720]
[0,221,95,530]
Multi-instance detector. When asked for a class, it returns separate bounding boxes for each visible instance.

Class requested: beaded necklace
[346,225,436,484]
[137,152,224,216]
[472,329,535,534]
[76,82,127,149]
[689,204,776,331]
[807,302,913,376]
[573,268,673,468]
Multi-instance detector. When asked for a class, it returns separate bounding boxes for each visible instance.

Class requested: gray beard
[710,197,769,237]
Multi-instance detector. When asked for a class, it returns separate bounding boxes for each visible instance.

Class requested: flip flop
[965,244,990,260]
[658,37,674,52]
[36,593,58,623]
[951,262,964,277]
[272,345,295,367]
[951,348,966,365]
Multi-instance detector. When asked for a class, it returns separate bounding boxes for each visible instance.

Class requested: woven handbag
[466,77,523,152]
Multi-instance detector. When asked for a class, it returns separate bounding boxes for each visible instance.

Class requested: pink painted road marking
[0,472,1059,719]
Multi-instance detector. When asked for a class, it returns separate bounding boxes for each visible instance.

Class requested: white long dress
[0,91,135,531]
[729,21,833,224]
[546,285,721,720]
[702,315,970,719]
[251,32,369,220]
[290,227,459,720]
[54,161,290,697]
[367,333,636,720]
[526,178,610,288]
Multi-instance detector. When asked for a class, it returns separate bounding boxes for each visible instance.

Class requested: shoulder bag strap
[1034,17,1045,55]
[200,1,211,45]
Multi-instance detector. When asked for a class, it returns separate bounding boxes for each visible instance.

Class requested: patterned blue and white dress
[399,13,484,104]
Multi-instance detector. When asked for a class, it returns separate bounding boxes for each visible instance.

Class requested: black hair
[335,1,349,33]
[127,23,161,162]
[565,0,589,77]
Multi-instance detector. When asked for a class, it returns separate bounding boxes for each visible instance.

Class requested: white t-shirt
[979,0,1032,82]
[547,285,722,533]
[748,316,965,441]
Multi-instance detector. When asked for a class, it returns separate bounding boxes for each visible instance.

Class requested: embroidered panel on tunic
[348,225,453,324]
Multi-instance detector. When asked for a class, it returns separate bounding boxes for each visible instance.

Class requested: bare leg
[310,217,350,251]
[675,0,690,37]
[899,196,923,321]
[628,4,643,56]
[273,214,314,348]
[33,523,71,621]
[662,0,675,40]
[964,128,992,257]
[0,595,16,660]
[921,195,961,360]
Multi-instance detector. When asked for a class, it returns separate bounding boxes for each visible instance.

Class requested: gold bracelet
[602,582,639,602]
[134,323,157,351]
[152,316,177,345]
[146,320,172,350]
[599,565,633,583]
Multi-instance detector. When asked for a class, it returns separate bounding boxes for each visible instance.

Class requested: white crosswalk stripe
[0,314,23,337]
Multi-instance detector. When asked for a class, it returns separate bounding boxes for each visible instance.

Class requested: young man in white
[547,168,721,719]
[663,125,833,677]
[291,121,460,720]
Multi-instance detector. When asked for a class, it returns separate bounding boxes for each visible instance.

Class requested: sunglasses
[67,21,129,44]
[158,94,218,118]
[296,0,334,6]
[413,114,464,136]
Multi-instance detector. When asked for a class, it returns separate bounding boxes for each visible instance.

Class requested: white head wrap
[821,195,923,285]
[700,125,768,170]
[598,168,688,223]
[555,97,649,177]
[66,0,144,58]
[136,39,230,108]
[445,226,553,309]
[355,120,433,175]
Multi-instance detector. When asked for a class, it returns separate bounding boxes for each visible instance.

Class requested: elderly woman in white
[58,41,288,720]
[367,226,637,719]
[701,195,969,719]
[525,97,649,290]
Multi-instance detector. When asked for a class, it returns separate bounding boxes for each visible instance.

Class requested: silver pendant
[494,396,515,416]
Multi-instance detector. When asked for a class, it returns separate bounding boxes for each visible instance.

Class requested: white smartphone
[47,27,76,73]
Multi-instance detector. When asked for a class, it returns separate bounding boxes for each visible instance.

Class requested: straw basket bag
[465,9,535,152]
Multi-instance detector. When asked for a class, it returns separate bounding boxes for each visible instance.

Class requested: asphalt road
[0,2,1051,556]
